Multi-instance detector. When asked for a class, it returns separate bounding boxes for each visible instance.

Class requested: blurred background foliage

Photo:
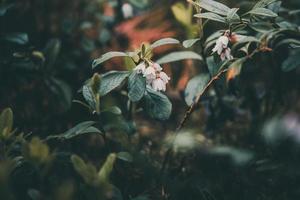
[0,0,300,200]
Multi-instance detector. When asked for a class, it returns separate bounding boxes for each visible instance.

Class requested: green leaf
[47,121,101,140]
[226,58,246,81]
[192,0,231,16]
[47,77,72,110]
[92,52,129,68]
[226,8,240,23]
[117,152,133,162]
[248,8,278,17]
[71,155,100,186]
[194,12,226,23]
[143,87,172,120]
[46,77,72,111]
[281,49,300,72]
[184,74,210,106]
[182,38,201,48]
[231,36,260,52]
[98,153,117,183]
[150,38,180,49]
[0,108,13,138]
[4,33,28,45]
[43,39,61,69]
[253,0,279,9]
[249,22,275,32]
[99,71,129,96]
[128,71,146,102]
[0,3,14,16]
[102,106,122,115]
[156,51,202,64]
[82,85,96,109]
[206,56,229,76]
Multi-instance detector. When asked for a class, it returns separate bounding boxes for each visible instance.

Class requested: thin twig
[176,68,228,132]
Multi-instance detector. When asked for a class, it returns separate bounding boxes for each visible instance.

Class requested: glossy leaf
[182,38,201,48]
[248,8,278,17]
[192,0,231,16]
[143,87,172,120]
[253,0,279,9]
[128,71,146,102]
[156,51,202,64]
[184,74,210,106]
[194,12,226,23]
[47,121,101,140]
[117,152,133,162]
[150,38,180,49]
[99,71,130,96]
[92,52,129,68]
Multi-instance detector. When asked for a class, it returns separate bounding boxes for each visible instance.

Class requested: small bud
[91,73,101,94]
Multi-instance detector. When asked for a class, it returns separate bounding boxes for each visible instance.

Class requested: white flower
[152,78,166,92]
[152,63,162,71]
[122,3,133,19]
[212,34,234,61]
[143,66,156,81]
[212,36,229,55]
[159,71,170,83]
[220,48,233,61]
[134,62,146,74]
[151,71,170,92]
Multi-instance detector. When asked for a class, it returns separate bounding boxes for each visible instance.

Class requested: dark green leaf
[43,39,61,69]
[128,71,146,102]
[4,33,28,45]
[281,49,300,72]
[192,0,231,16]
[184,74,210,106]
[156,51,202,64]
[99,71,129,96]
[117,152,133,162]
[194,12,226,23]
[82,85,96,110]
[102,106,122,115]
[249,22,275,32]
[47,121,101,140]
[0,3,14,16]
[253,0,279,9]
[143,87,172,120]
[92,52,129,68]
[226,8,240,23]
[183,38,201,48]
[248,8,278,17]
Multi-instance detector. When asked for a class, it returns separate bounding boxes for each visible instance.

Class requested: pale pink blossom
[152,63,162,71]
[143,66,156,82]
[134,62,146,74]
[151,71,170,92]
[220,48,233,61]
[152,78,166,91]
[212,36,229,55]
[159,71,170,83]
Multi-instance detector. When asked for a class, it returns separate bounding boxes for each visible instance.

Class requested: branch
[176,68,228,132]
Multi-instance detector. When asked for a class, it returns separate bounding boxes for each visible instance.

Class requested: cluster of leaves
[83,38,202,120]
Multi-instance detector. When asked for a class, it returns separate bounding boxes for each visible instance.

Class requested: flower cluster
[212,30,243,61]
[134,62,170,92]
